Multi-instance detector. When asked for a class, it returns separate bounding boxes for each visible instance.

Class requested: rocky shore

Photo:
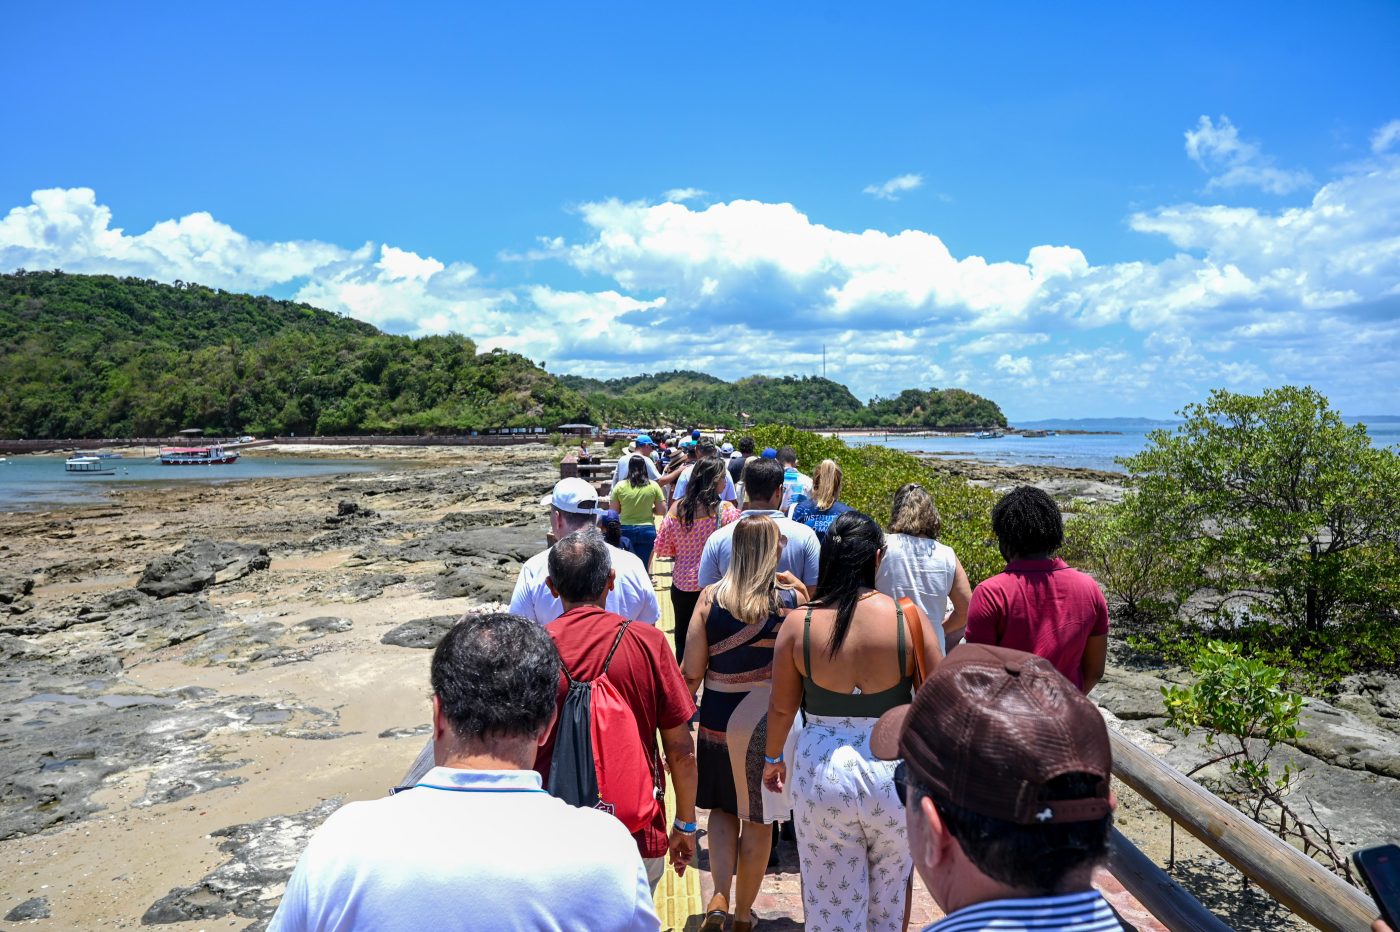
[0,445,1393,930]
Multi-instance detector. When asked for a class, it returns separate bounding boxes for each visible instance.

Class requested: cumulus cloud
[663,187,707,203]
[1372,119,1400,155]
[1184,115,1313,194]
[3,130,1399,418]
[863,173,924,201]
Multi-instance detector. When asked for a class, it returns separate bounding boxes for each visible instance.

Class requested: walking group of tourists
[270,434,1121,932]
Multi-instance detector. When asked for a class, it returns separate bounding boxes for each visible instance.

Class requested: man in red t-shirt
[964,486,1108,692]
[536,529,699,890]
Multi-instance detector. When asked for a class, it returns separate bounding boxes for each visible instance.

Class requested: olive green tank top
[802,599,914,717]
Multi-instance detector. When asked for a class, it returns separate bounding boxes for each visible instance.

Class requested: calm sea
[0,453,381,511]
[840,419,1400,473]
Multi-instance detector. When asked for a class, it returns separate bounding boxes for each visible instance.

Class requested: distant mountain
[1014,416,1180,430]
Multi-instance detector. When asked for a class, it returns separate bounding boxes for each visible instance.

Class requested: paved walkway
[646,558,1163,932]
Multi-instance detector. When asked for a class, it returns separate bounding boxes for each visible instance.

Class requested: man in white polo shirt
[509,478,660,625]
[269,613,661,932]
[613,434,661,486]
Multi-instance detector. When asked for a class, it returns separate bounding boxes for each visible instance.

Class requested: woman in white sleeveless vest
[874,483,971,652]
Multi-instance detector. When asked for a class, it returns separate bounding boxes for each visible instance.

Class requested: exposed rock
[381,614,462,649]
[433,559,518,602]
[0,573,35,604]
[371,524,543,565]
[293,616,352,640]
[142,798,342,928]
[324,500,379,526]
[1294,697,1400,780]
[335,572,406,601]
[378,723,432,739]
[137,540,270,598]
[5,895,50,920]
[1093,667,1172,721]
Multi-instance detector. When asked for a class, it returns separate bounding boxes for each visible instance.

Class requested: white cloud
[663,187,707,203]
[994,354,1033,377]
[1184,115,1313,195]
[961,332,1050,355]
[1372,119,1400,155]
[863,173,924,201]
[377,244,444,281]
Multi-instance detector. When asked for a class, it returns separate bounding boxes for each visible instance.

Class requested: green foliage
[0,270,589,437]
[563,370,1005,430]
[1060,496,1190,631]
[1163,640,1305,792]
[737,425,1004,584]
[1121,386,1400,632]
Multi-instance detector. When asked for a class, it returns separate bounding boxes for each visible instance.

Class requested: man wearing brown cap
[872,643,1123,931]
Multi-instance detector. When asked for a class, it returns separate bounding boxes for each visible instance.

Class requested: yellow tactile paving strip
[650,559,704,931]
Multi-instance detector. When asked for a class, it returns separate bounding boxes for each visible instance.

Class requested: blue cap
[691,429,702,439]
[761,447,779,458]
[635,434,654,446]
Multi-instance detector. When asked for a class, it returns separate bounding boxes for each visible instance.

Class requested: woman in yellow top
[610,454,665,571]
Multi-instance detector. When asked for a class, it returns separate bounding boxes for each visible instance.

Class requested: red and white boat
[158,445,240,465]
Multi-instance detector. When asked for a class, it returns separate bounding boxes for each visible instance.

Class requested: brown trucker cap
[871,643,1112,825]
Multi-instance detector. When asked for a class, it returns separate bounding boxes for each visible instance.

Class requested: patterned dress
[694,593,792,822]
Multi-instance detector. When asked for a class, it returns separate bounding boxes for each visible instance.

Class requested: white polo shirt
[268,767,660,932]
[509,543,660,625]
[613,451,661,486]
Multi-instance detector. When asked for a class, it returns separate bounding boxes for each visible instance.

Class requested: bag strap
[900,597,927,690]
[600,620,631,676]
[802,604,814,675]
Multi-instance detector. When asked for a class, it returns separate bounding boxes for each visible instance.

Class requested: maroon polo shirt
[964,557,1109,690]
[535,604,695,859]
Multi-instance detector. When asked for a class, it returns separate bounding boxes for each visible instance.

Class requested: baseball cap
[761,447,778,459]
[636,434,654,447]
[871,644,1112,825]
[721,442,734,454]
[541,477,602,515]
[691,429,702,440]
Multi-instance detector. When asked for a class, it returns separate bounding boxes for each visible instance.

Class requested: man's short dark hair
[431,613,561,742]
[913,773,1110,895]
[990,486,1064,560]
[777,446,798,466]
[547,529,611,602]
[738,437,755,455]
[743,456,785,501]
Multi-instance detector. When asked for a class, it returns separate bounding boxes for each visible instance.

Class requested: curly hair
[431,613,561,742]
[888,483,942,539]
[990,485,1064,560]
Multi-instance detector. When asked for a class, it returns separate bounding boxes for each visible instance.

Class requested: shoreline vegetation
[2,271,1007,440]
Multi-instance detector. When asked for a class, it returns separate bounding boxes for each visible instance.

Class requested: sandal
[699,893,728,930]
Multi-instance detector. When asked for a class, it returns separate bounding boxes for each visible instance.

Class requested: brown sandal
[700,893,728,930]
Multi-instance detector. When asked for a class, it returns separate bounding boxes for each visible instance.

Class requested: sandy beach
[1,443,1394,930]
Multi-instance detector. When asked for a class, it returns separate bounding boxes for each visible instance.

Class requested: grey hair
[553,505,598,534]
[547,529,612,602]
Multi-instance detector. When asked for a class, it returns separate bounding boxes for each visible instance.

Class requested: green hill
[0,271,1007,437]
[0,270,587,437]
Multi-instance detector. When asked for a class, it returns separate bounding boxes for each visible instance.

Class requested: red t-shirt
[535,604,696,858]
[964,558,1109,690]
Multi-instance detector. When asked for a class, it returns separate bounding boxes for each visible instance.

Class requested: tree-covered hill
[0,270,587,437]
[0,271,1008,437]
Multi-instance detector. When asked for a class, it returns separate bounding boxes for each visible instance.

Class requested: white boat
[66,456,116,475]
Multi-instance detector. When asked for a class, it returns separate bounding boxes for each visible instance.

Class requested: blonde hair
[811,459,842,511]
[888,482,942,539]
[713,515,791,625]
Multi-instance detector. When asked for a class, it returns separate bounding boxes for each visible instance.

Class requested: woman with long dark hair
[610,451,664,570]
[653,456,738,663]
[762,511,943,932]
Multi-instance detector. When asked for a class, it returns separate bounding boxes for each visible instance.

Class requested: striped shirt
[925,890,1123,932]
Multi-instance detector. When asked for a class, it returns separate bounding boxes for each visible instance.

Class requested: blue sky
[3,1,1399,419]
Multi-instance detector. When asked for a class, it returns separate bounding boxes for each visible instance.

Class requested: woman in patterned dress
[654,457,739,663]
[682,515,808,932]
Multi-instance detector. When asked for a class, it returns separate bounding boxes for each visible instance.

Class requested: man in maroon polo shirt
[536,529,699,890]
[965,486,1108,692]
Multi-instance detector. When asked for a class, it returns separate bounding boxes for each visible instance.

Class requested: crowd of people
[269,432,1293,932]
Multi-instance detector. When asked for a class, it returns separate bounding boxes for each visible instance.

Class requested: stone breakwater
[0,446,1393,930]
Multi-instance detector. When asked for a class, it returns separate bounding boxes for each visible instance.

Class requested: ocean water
[0,454,381,511]
[841,419,1400,473]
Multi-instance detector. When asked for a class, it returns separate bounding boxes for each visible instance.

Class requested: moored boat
[66,455,116,475]
[158,445,239,465]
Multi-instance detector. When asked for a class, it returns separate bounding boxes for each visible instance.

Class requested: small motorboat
[66,456,116,475]
[158,445,240,465]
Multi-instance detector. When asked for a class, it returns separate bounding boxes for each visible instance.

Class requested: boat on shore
[971,430,1005,439]
[65,455,116,475]
[158,445,239,466]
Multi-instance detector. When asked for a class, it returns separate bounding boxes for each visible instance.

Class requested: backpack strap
[600,620,631,676]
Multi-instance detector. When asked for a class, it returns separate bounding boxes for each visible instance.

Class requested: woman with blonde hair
[875,481,972,651]
[683,515,808,932]
[790,458,851,543]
